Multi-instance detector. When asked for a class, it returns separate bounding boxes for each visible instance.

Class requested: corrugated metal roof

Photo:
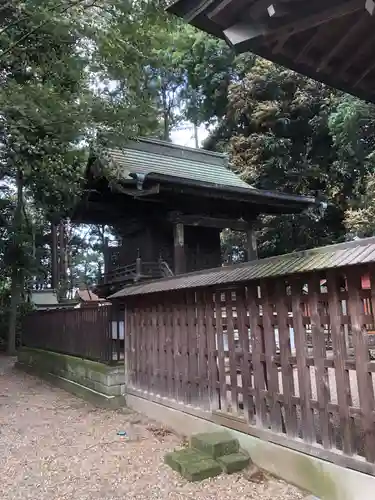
[106,138,253,190]
[109,237,375,299]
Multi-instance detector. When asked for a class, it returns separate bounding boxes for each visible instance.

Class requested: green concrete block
[164,448,207,473]
[217,452,250,474]
[190,431,239,459]
[164,448,221,481]
[181,458,222,482]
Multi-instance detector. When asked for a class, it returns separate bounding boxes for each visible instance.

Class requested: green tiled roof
[105,138,253,190]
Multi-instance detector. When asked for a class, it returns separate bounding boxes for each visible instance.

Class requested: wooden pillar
[246,227,258,261]
[51,223,58,289]
[174,222,186,274]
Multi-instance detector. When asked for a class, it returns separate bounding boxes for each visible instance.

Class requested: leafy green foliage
[206,59,375,257]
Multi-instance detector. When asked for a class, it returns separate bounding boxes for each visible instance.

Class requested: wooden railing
[124,264,375,475]
[22,305,124,364]
[102,259,174,285]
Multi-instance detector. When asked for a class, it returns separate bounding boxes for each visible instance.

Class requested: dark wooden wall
[106,222,222,275]
[185,226,221,273]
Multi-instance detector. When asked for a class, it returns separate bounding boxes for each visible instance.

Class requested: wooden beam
[273,0,362,37]
[173,223,186,275]
[167,212,250,231]
[271,0,362,54]
[354,58,375,87]
[228,0,363,52]
[317,13,368,72]
[208,0,259,23]
[183,0,216,22]
[224,22,268,46]
[295,24,326,63]
[111,183,160,198]
[338,30,375,76]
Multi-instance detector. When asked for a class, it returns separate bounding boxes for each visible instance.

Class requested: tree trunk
[51,223,58,289]
[7,167,24,355]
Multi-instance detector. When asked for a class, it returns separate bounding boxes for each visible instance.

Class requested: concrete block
[217,452,250,474]
[164,448,221,481]
[191,431,239,458]
[181,458,222,482]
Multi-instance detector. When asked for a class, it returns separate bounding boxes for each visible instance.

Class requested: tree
[206,59,353,257]
[328,96,375,237]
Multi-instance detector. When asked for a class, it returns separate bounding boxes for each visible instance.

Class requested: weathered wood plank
[261,279,283,433]
[289,278,315,444]
[157,303,167,396]
[172,293,182,402]
[247,282,268,426]
[196,290,209,409]
[236,286,254,422]
[186,290,199,404]
[180,292,190,404]
[307,274,332,449]
[225,289,239,413]
[205,290,220,410]
[274,278,298,437]
[327,269,353,455]
[346,268,375,463]
[164,297,174,399]
[215,291,228,412]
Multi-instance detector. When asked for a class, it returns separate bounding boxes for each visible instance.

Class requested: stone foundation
[17,347,125,407]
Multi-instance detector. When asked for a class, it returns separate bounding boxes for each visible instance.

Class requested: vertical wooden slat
[247,282,268,426]
[172,293,182,402]
[237,286,254,422]
[134,305,141,390]
[327,269,353,455]
[179,292,190,404]
[290,277,314,442]
[274,278,298,437]
[225,289,239,413]
[197,290,209,408]
[186,291,198,404]
[138,304,145,389]
[347,268,375,462]
[157,303,167,396]
[145,306,152,393]
[308,274,332,449]
[261,279,283,432]
[125,304,133,388]
[165,298,174,399]
[205,290,220,410]
[215,291,228,412]
[150,300,159,394]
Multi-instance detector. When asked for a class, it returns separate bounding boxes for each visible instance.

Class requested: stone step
[164,448,222,482]
[217,452,250,474]
[190,431,239,459]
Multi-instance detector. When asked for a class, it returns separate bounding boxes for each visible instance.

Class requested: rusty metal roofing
[109,237,375,298]
[106,137,252,191]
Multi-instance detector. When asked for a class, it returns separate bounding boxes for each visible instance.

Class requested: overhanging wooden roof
[167,0,375,103]
[87,137,321,214]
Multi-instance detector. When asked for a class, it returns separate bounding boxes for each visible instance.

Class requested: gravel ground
[0,356,303,500]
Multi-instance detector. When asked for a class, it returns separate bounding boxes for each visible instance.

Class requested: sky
[170,123,209,147]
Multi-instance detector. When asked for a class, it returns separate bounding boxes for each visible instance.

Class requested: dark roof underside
[167,0,375,104]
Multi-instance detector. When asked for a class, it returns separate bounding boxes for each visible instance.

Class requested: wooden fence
[23,304,124,364]
[124,264,375,475]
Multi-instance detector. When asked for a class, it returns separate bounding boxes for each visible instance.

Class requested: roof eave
[143,172,321,211]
